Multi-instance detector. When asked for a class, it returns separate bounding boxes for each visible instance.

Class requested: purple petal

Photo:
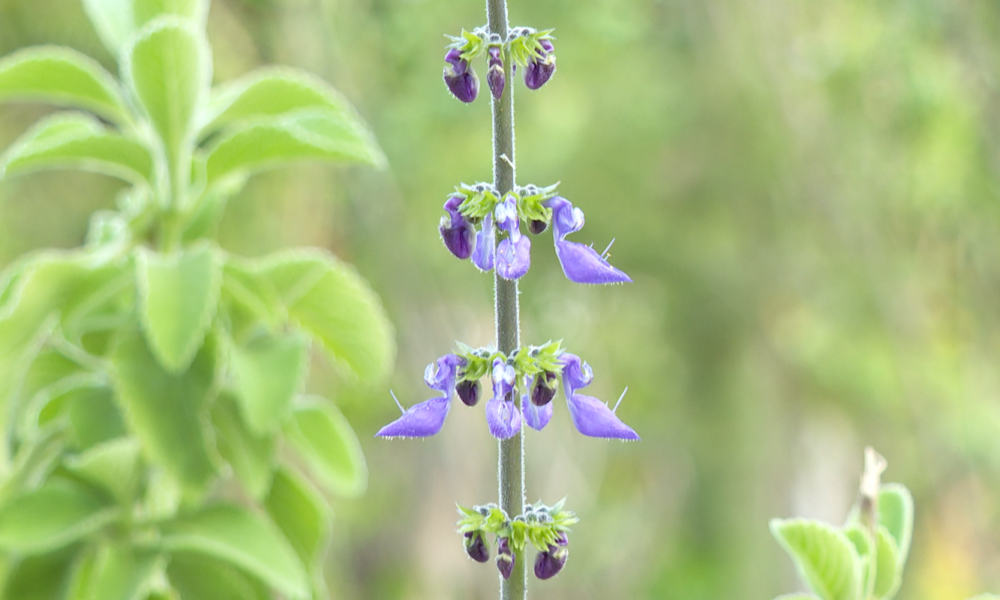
[524,58,556,90]
[495,194,520,235]
[534,545,568,580]
[492,358,516,396]
[424,354,465,395]
[472,213,495,272]
[543,197,584,241]
[522,393,552,431]
[376,396,451,438]
[486,396,521,439]
[440,219,475,259]
[559,353,593,396]
[496,235,531,280]
[565,393,639,440]
[443,55,479,103]
[554,239,632,284]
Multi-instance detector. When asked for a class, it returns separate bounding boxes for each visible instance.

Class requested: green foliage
[770,519,860,600]
[0,0,393,598]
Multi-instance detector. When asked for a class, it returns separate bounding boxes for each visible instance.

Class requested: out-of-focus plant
[0,0,393,598]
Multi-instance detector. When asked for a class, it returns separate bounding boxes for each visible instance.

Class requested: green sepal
[454,184,500,222]
[445,29,486,61]
[508,29,555,67]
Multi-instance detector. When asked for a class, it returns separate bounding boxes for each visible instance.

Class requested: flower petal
[559,353,593,396]
[522,393,552,431]
[486,396,522,439]
[424,354,465,395]
[376,396,451,438]
[472,213,495,272]
[565,393,639,440]
[496,235,531,280]
[543,196,584,241]
[554,239,632,284]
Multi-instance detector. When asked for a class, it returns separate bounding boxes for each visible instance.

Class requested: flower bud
[487,46,505,99]
[533,544,568,580]
[456,378,482,407]
[444,48,479,103]
[528,219,548,235]
[530,371,559,406]
[464,530,490,563]
[439,195,475,259]
[496,537,515,580]
[524,39,556,90]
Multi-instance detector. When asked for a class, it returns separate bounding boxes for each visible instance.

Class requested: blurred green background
[2,0,1000,598]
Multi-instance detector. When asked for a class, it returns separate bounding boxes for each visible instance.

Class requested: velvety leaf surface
[0,479,117,554]
[285,395,366,498]
[770,519,860,600]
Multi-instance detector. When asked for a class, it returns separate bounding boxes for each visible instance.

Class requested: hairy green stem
[487,0,524,598]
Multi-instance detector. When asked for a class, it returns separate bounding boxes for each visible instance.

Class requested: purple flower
[485,358,521,439]
[544,196,631,285]
[534,532,569,580]
[439,195,475,259]
[487,46,505,99]
[376,354,466,438]
[522,382,553,431]
[472,212,496,272]
[456,378,482,407]
[496,537,515,580]
[495,195,531,280]
[464,530,490,563]
[524,39,556,90]
[559,353,639,440]
[444,48,479,103]
[530,371,559,406]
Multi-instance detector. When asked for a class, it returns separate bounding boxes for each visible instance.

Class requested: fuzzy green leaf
[111,328,218,493]
[1,547,78,600]
[265,466,331,570]
[160,504,310,600]
[211,393,275,500]
[132,0,208,29]
[64,438,142,506]
[871,526,901,600]
[1,113,153,184]
[877,484,913,568]
[68,541,160,600]
[230,331,309,436]
[67,386,127,450]
[0,479,117,554]
[84,0,209,56]
[285,395,366,498]
[770,519,860,600]
[167,553,269,600]
[137,244,221,373]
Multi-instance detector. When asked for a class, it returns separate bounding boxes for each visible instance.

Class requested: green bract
[0,0,393,598]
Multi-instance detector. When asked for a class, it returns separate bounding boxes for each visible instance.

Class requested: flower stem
[487,0,524,597]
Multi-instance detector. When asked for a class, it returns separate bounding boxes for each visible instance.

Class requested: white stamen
[601,237,616,258]
[612,386,628,413]
[390,390,406,414]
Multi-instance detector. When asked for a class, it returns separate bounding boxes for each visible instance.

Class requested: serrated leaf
[230,330,308,436]
[201,67,350,133]
[167,553,269,600]
[204,110,385,185]
[160,504,309,600]
[877,484,913,568]
[211,393,275,500]
[1,113,153,184]
[65,438,142,506]
[1,547,78,600]
[285,395,366,498]
[137,245,221,373]
[770,519,860,600]
[68,541,160,600]
[265,467,332,569]
[111,328,218,493]
[0,479,117,554]
[259,250,393,382]
[0,47,128,123]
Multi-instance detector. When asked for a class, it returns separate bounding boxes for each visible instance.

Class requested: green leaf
[68,541,160,600]
[285,396,366,498]
[264,467,332,569]
[871,526,901,600]
[877,484,913,568]
[0,425,65,505]
[84,0,209,56]
[770,519,860,600]
[167,553,269,600]
[204,110,385,185]
[260,249,394,382]
[1,113,153,184]
[1,547,78,600]
[64,438,142,506]
[201,67,350,133]
[0,479,117,554]
[123,17,210,181]
[211,393,275,500]
[137,244,221,373]
[159,504,309,600]
[220,259,278,330]
[111,328,218,493]
[0,47,128,123]
[133,0,209,29]
[230,330,309,436]
[67,386,127,450]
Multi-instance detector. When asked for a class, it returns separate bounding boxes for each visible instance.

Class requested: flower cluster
[376,343,639,440]
[443,27,557,103]
[457,500,578,581]
[439,183,632,285]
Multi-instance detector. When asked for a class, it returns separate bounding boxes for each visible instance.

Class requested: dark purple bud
[439,195,475,259]
[487,46,505,99]
[530,371,559,407]
[496,537,515,580]
[534,544,569,580]
[528,219,548,235]
[464,531,490,563]
[456,378,482,407]
[524,40,556,90]
[444,49,479,102]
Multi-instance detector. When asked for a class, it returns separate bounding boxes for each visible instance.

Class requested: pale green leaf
[137,244,221,373]
[65,438,142,506]
[877,484,913,568]
[160,504,309,600]
[230,330,309,436]
[285,395,367,498]
[211,393,275,500]
[82,0,134,55]
[68,541,160,600]
[220,259,278,330]
[1,112,153,184]
[167,554,269,600]
[770,519,860,600]
[204,109,385,185]
[0,425,65,505]
[265,466,332,568]
[67,386,127,450]
[871,526,901,600]
[133,0,209,29]
[201,67,350,133]
[1,547,78,600]
[259,249,394,382]
[0,479,117,554]
[111,328,218,493]
[0,46,128,122]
